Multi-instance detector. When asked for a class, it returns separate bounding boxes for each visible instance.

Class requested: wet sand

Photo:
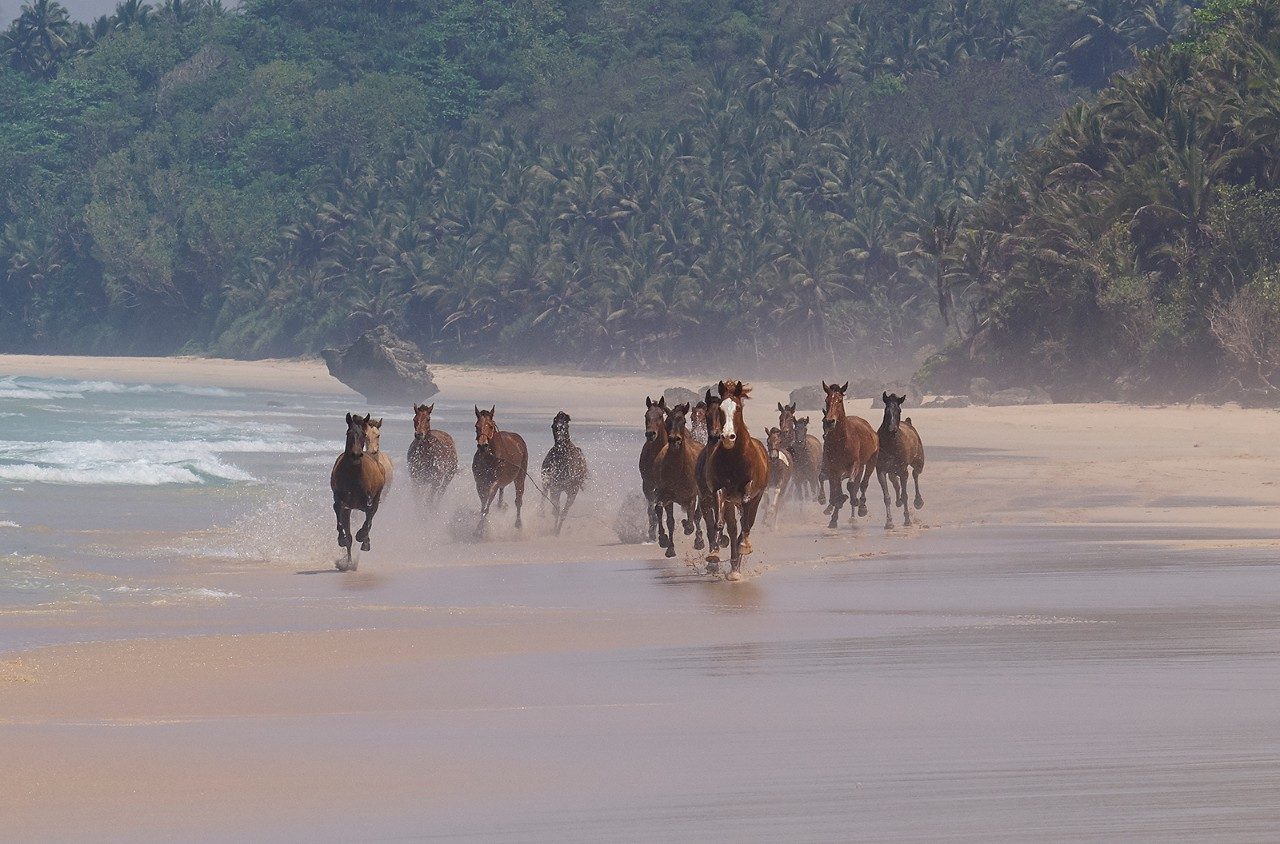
[4,356,1280,840]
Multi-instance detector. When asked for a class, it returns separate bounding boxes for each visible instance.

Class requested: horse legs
[690,500,705,550]
[897,472,912,526]
[817,470,827,506]
[912,467,924,510]
[654,502,670,550]
[664,502,677,559]
[476,482,500,536]
[878,468,895,530]
[333,497,351,548]
[497,487,506,510]
[827,475,847,529]
[724,503,743,581]
[740,493,762,556]
[513,475,525,530]
[856,462,873,516]
[355,494,380,551]
[559,488,578,535]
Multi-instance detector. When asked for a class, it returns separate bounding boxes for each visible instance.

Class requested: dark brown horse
[876,392,926,529]
[689,401,708,446]
[703,380,769,580]
[652,402,705,557]
[540,411,588,535]
[763,426,794,528]
[473,406,528,536]
[694,390,722,559]
[638,396,668,543]
[407,403,457,505]
[777,402,823,503]
[820,382,880,529]
[330,413,387,570]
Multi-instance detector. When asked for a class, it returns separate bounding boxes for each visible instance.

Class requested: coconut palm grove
[3,0,1280,400]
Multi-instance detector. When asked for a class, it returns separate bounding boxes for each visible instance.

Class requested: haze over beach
[2,354,1280,839]
[7,0,1280,838]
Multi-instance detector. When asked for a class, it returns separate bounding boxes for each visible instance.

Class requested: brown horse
[763,427,794,528]
[638,396,668,543]
[330,412,387,570]
[652,402,706,557]
[777,402,823,503]
[876,392,926,529]
[703,380,769,580]
[540,411,588,535]
[694,390,722,559]
[820,382,880,529]
[363,416,393,490]
[407,403,457,505]
[473,406,528,536]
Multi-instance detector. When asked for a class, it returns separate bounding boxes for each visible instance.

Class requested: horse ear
[345,412,352,424]
[777,402,784,412]
[787,402,796,412]
[426,403,433,413]
[475,405,482,418]
[882,391,890,403]
[821,381,829,393]
[705,389,714,404]
[374,418,383,428]
[801,416,809,423]
[646,396,653,408]
[840,382,848,393]
[489,405,496,417]
[718,381,728,398]
[363,413,372,424]
[564,412,570,421]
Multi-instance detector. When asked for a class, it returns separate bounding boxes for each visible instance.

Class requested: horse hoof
[741,539,753,555]
[915,497,924,510]
[823,505,833,515]
[858,505,868,516]
[884,522,894,531]
[515,520,523,530]
[705,553,720,565]
[665,546,676,558]
[693,538,705,551]
[725,569,743,582]
[361,540,370,551]
[682,522,694,536]
[827,519,838,530]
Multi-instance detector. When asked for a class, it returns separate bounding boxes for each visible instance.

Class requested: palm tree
[5,0,74,78]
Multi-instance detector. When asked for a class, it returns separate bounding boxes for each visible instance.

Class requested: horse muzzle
[721,433,737,446]
[645,431,656,441]
[823,419,835,431]
[414,432,427,441]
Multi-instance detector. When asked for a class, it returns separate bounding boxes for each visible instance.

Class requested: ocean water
[0,373,637,617]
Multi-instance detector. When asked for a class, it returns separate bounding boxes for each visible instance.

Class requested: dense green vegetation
[0,0,1207,375]
[929,0,1280,400]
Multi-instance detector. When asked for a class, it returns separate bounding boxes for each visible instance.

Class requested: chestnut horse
[540,411,588,535]
[876,392,926,529]
[638,396,668,543]
[473,406,528,536]
[777,402,823,503]
[652,402,705,557]
[763,427,794,528]
[330,413,387,570]
[407,403,457,505]
[820,382,879,529]
[694,390,722,559]
[703,380,769,580]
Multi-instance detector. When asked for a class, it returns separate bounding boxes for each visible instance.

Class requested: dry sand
[4,355,1280,840]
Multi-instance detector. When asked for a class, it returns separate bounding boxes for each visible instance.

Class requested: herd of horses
[328,380,925,578]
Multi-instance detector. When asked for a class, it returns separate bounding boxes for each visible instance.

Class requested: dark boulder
[968,377,994,404]
[662,386,702,407]
[789,384,826,409]
[924,395,971,408]
[321,326,438,403]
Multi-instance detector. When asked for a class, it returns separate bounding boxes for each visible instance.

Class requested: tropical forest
[4,0,1280,400]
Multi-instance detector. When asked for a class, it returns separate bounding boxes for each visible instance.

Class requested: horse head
[665,403,690,449]
[777,401,797,442]
[413,404,434,440]
[794,415,812,447]
[881,392,904,435]
[475,405,498,451]
[703,390,724,444]
[644,396,667,442]
[552,410,571,444]
[344,412,369,458]
[363,415,384,454]
[822,381,849,432]
[716,380,751,448]
[765,426,787,461]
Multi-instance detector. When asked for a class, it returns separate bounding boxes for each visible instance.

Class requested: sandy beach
[3,354,1280,840]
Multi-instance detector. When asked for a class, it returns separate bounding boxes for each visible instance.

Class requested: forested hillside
[929,0,1280,401]
[1,0,1201,371]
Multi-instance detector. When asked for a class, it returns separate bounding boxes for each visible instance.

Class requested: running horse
[638,397,668,543]
[540,411,588,535]
[876,392,925,529]
[473,406,529,536]
[820,382,879,529]
[407,403,457,506]
[763,426,794,528]
[702,380,769,580]
[363,416,393,490]
[330,412,387,570]
[777,402,823,503]
[652,402,706,557]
